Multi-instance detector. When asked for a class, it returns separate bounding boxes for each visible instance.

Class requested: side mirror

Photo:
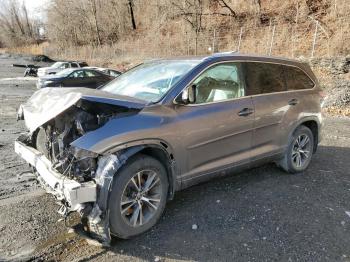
[180,84,196,104]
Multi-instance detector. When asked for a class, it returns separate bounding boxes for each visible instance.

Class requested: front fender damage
[84,146,144,246]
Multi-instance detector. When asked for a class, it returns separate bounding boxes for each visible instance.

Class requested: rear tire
[278,125,314,174]
[109,154,168,239]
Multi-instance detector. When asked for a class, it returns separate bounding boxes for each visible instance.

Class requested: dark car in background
[36,68,114,89]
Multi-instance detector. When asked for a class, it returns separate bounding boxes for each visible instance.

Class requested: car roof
[56,61,87,64]
[67,67,98,71]
[145,52,314,81]
[148,52,308,67]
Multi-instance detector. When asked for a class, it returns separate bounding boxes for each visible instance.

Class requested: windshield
[101,60,200,102]
[56,68,74,76]
[51,62,64,68]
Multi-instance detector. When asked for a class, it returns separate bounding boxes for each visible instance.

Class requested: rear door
[176,62,255,184]
[84,70,105,88]
[243,62,301,160]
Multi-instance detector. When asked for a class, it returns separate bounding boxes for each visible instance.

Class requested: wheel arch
[300,120,319,153]
[106,139,178,200]
[288,117,321,153]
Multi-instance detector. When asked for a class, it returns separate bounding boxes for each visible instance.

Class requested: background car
[36,68,114,89]
[86,66,122,77]
[37,61,88,77]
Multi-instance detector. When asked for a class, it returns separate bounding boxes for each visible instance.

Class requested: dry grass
[0,42,49,56]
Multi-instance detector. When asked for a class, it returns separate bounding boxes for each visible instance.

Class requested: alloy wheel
[120,170,162,227]
[291,134,311,168]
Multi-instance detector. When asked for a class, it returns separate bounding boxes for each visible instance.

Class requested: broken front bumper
[14,140,96,212]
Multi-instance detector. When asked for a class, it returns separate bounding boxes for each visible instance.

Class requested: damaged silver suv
[15,53,323,244]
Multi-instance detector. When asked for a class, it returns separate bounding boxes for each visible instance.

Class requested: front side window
[284,67,314,90]
[244,62,286,95]
[69,70,85,78]
[51,62,64,68]
[59,63,69,69]
[191,63,245,104]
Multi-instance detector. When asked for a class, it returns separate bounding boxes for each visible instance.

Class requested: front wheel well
[132,146,176,200]
[300,120,319,153]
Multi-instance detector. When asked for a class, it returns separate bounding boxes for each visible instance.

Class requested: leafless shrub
[0,0,42,47]
[1,0,348,64]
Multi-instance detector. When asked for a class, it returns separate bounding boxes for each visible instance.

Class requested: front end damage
[15,88,145,245]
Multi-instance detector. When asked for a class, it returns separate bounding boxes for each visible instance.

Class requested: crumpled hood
[18,87,146,133]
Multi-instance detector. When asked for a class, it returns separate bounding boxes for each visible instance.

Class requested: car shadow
[103,145,350,261]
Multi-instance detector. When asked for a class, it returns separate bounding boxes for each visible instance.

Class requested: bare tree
[0,0,41,46]
[172,0,204,55]
[89,0,102,45]
[128,0,137,30]
[216,0,236,17]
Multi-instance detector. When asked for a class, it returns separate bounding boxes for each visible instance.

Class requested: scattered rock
[192,224,198,230]
[310,57,350,75]
[323,84,350,108]
[85,238,104,247]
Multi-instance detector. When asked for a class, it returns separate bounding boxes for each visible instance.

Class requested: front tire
[109,154,168,239]
[278,125,314,173]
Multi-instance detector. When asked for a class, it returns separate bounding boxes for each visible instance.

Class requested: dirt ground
[0,54,349,261]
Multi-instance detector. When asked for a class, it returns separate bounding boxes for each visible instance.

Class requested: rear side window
[284,67,314,90]
[70,63,78,68]
[244,62,286,95]
[85,70,100,77]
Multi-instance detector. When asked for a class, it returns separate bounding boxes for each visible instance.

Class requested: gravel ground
[0,54,349,261]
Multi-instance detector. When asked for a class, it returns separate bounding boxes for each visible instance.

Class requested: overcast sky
[23,0,49,19]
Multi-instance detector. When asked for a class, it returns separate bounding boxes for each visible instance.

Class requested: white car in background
[37,61,88,77]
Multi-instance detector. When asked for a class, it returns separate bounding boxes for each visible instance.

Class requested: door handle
[238,107,254,117]
[288,98,299,106]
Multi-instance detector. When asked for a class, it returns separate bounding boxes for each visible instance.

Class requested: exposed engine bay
[33,99,136,182]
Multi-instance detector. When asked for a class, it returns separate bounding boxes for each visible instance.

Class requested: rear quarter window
[284,66,315,90]
[243,62,286,95]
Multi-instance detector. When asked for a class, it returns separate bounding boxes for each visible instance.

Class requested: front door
[175,62,255,184]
